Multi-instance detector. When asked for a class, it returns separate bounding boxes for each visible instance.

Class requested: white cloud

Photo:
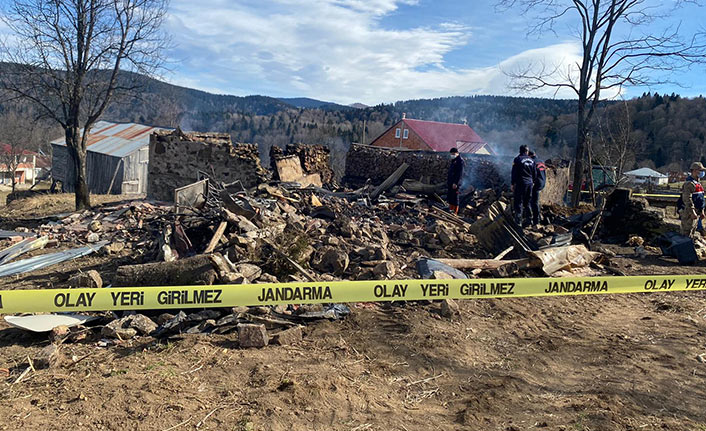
[164,0,590,104]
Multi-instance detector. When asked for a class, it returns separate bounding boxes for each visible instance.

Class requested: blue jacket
[512,154,535,185]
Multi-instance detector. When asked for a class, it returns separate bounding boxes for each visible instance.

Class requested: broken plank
[204,221,228,254]
[493,246,514,260]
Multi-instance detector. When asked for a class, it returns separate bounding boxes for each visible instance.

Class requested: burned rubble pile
[2,132,694,353]
[1,174,612,352]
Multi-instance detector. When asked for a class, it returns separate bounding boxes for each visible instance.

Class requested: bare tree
[498,0,706,206]
[0,0,169,209]
[591,100,637,187]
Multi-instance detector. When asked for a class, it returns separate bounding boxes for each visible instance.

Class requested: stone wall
[344,144,569,204]
[148,130,268,202]
[344,144,508,190]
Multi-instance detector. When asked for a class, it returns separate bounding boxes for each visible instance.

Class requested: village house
[0,144,49,186]
[51,121,169,194]
[623,167,669,186]
[370,114,494,155]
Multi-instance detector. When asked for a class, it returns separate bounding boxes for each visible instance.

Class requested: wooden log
[371,163,409,200]
[114,254,219,286]
[401,179,445,194]
[435,258,534,270]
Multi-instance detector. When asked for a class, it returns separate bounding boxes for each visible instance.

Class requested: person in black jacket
[447,147,464,214]
[511,145,536,226]
[529,150,547,226]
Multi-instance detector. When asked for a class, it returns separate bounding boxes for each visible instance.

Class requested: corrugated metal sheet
[51,121,168,158]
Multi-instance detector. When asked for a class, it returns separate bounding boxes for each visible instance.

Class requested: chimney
[402,112,406,119]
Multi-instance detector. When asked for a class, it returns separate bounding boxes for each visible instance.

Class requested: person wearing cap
[680,161,706,238]
[511,144,536,226]
[528,150,547,227]
[447,147,464,214]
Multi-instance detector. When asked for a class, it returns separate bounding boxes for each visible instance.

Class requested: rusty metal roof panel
[50,121,170,158]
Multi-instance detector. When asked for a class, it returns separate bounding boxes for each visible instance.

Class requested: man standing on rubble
[679,161,706,238]
[528,150,547,227]
[511,145,536,227]
[447,147,464,214]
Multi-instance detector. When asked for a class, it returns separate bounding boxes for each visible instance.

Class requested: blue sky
[3,0,706,104]
[161,0,706,104]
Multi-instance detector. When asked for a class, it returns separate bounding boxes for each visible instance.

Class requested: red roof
[0,143,38,156]
[403,119,490,154]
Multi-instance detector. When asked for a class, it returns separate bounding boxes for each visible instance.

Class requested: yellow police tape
[1,275,706,314]
[578,190,679,199]
[632,193,680,199]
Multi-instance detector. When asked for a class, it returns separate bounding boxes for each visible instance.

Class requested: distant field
[0,182,51,208]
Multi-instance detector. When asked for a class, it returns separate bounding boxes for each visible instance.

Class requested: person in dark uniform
[447,147,464,214]
[511,145,536,226]
[679,161,706,238]
[528,150,547,226]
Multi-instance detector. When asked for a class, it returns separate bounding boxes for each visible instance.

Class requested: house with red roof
[0,144,43,186]
[369,115,493,155]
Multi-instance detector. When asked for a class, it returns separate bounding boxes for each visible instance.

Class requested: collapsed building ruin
[147,129,268,201]
[269,144,335,187]
[270,144,335,185]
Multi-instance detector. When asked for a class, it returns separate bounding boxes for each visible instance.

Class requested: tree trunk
[571,104,588,207]
[586,141,596,206]
[65,126,91,210]
[114,254,220,287]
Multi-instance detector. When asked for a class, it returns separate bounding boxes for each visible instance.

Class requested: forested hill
[108,80,705,173]
[1,63,705,173]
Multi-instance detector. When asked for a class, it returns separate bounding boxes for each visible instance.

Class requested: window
[403,129,409,139]
[395,128,401,138]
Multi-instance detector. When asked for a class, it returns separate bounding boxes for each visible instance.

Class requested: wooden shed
[51,121,168,194]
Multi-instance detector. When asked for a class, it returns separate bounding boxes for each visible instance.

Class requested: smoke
[458,154,513,193]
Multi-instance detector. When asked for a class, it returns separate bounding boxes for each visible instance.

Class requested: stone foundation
[148,130,268,202]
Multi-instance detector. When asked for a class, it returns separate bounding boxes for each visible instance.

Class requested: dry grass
[0,192,145,218]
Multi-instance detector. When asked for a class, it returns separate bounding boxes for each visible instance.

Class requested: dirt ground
[2,291,706,431]
[2,196,706,430]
